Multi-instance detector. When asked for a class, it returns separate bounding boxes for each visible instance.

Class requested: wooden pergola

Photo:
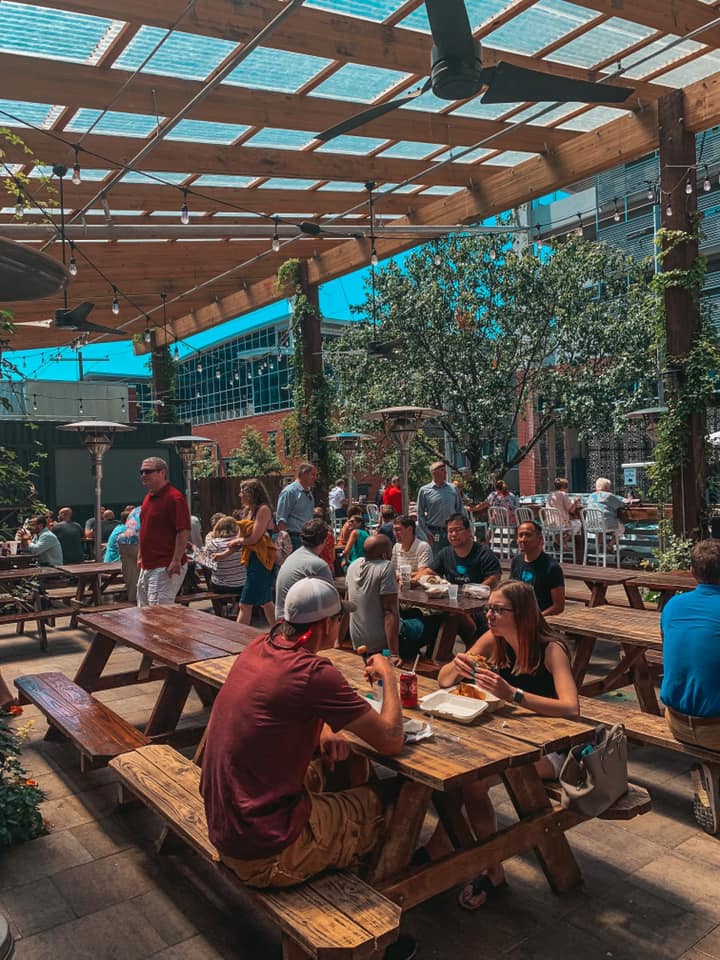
[2,0,720,354]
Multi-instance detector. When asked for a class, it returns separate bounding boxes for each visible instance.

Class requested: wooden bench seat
[110,745,401,960]
[15,672,150,772]
[544,780,652,820]
[175,591,233,616]
[0,606,77,650]
[579,696,720,768]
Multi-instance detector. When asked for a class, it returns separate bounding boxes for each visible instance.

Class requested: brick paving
[1,607,719,960]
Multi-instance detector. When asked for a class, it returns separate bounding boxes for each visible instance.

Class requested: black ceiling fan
[316,0,633,143]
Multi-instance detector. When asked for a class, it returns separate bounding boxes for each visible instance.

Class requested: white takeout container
[419,685,502,724]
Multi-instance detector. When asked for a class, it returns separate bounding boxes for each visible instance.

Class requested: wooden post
[658,90,705,538]
[297,262,329,507]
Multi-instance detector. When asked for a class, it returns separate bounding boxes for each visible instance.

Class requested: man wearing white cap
[200,578,415,958]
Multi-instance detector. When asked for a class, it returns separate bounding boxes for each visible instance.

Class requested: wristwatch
[512,687,525,704]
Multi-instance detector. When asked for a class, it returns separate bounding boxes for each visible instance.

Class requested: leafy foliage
[646,520,693,571]
[0,445,48,538]
[328,234,659,497]
[0,711,46,847]
[226,429,282,478]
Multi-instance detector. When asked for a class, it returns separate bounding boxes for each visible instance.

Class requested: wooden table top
[0,554,35,570]
[501,559,639,585]
[626,571,697,592]
[0,565,62,583]
[187,647,593,791]
[54,561,122,577]
[398,585,487,614]
[549,604,662,649]
[78,605,262,669]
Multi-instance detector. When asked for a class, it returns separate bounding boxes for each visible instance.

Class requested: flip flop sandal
[458,874,509,911]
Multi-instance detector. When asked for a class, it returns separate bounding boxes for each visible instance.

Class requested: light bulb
[433,252,441,267]
[704,168,711,192]
[180,190,190,225]
[111,288,119,315]
[121,399,126,413]
[371,248,378,266]
[79,400,83,415]
[613,200,621,222]
[72,162,81,186]
[666,201,673,217]
[69,256,78,277]
[173,345,179,361]
[143,328,152,344]
[32,396,37,411]
[215,369,221,379]
[197,361,203,373]
[272,236,280,253]
[647,186,655,201]
[489,247,497,261]
[685,177,693,195]
[15,194,24,217]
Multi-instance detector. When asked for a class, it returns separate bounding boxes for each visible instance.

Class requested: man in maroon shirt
[382,475,403,515]
[136,456,191,606]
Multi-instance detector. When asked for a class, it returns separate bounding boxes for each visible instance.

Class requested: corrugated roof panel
[620,36,704,80]
[213,211,261,217]
[0,98,57,128]
[548,18,655,69]
[317,134,389,154]
[66,109,161,138]
[305,0,403,21]
[123,171,191,184]
[454,146,493,163]
[653,51,720,88]
[113,26,236,80]
[399,0,513,33]
[260,178,319,189]
[509,102,581,125]
[28,165,110,181]
[484,150,537,166]
[166,119,250,144]
[310,64,412,103]
[420,185,462,195]
[400,89,456,113]
[558,106,627,131]
[378,141,445,159]
[244,128,317,150]
[194,174,256,188]
[382,183,426,193]
[223,46,332,93]
[318,181,368,191]
[452,98,521,120]
[485,3,595,55]
[0,2,124,64]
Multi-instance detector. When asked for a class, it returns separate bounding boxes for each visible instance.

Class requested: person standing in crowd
[328,479,348,521]
[391,515,433,573]
[137,457,191,607]
[116,505,141,603]
[416,461,467,558]
[16,515,63,566]
[221,479,277,627]
[52,507,84,563]
[204,515,247,617]
[277,463,317,552]
[382,475,403,515]
[275,518,335,620]
[510,520,565,616]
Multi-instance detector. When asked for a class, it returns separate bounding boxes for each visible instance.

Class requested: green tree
[0,445,48,538]
[226,429,282,478]
[328,234,659,498]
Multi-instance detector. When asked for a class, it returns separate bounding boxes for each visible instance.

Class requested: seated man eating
[200,576,415,960]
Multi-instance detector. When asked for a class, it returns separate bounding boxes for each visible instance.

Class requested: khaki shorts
[666,707,720,752]
[221,760,384,888]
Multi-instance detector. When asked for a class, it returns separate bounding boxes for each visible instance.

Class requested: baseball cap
[284,577,356,625]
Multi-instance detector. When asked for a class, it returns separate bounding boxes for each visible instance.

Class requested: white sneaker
[691,763,719,835]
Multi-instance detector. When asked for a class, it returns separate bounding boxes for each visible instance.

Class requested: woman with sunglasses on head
[435,580,578,911]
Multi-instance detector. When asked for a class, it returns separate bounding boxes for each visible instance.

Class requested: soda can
[399,671,418,709]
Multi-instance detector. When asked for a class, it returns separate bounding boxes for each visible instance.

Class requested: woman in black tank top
[435,581,579,912]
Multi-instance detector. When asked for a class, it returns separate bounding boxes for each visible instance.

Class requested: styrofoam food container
[419,685,502,724]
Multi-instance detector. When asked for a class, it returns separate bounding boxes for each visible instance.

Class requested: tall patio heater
[158,435,214,511]
[323,431,374,504]
[363,407,444,514]
[57,420,135,559]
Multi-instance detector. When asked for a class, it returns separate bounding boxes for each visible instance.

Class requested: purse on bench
[559,723,628,816]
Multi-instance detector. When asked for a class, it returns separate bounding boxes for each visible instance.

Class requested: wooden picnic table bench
[73,605,262,739]
[625,570,696,610]
[0,565,75,649]
[549,605,662,714]
[397,585,488,661]
[110,744,401,960]
[500,559,645,608]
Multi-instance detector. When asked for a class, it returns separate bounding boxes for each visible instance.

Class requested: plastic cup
[7,541,17,555]
[447,583,459,602]
[399,564,412,587]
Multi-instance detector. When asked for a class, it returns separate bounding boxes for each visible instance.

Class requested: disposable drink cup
[399,564,412,587]
[8,541,17,555]
[447,584,459,602]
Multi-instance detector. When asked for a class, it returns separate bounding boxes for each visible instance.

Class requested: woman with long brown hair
[435,580,578,910]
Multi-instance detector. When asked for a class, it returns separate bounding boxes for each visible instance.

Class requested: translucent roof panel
[509,102,582,125]
[194,175,256,188]
[483,150,538,166]
[28,165,111,181]
[65,109,161,138]
[620,36,704,80]
[244,128,317,150]
[310,64,412,103]
[305,0,403,21]
[452,98,522,120]
[0,99,57,128]
[653,52,720,88]
[548,18,656,69]
[558,106,627,131]
[400,89,457,113]
[316,134,389,154]
[399,0,512,34]
[453,146,493,164]
[0,2,123,64]
[484,0,597,56]
[378,141,445,159]
[420,185,462,195]
[260,178,320,189]
[318,181,368,191]
[123,171,191,185]
[223,46,332,93]
[166,119,250,144]
[113,26,236,81]
[380,183,426,193]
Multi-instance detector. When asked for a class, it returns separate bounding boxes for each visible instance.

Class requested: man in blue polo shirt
[661,539,720,834]
[276,463,317,552]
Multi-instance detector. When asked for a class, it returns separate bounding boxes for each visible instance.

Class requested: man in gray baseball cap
[200,577,416,957]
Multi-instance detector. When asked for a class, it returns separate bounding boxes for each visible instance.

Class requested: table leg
[579,645,647,698]
[73,633,116,691]
[503,764,582,893]
[624,582,645,610]
[90,575,102,606]
[570,634,596,686]
[657,589,675,612]
[433,789,475,849]
[625,644,660,714]
[584,582,608,607]
[144,671,193,738]
[431,618,456,662]
[365,781,432,885]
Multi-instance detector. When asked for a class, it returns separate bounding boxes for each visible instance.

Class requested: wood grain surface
[549,605,662,648]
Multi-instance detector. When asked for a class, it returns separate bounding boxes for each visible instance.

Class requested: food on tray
[454,682,487,701]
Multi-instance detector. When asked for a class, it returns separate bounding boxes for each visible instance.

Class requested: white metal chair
[515,506,534,525]
[487,506,516,559]
[539,506,576,564]
[581,507,621,568]
[366,502,380,532]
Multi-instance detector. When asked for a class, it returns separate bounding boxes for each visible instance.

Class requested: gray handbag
[559,723,628,816]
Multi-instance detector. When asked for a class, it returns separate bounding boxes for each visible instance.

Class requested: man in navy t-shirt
[510,521,565,616]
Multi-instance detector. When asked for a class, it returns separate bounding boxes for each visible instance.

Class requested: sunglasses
[485,604,513,615]
[140,468,160,475]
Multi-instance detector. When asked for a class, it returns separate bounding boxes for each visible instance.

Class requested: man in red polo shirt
[136,456,191,606]
[382,475,403,514]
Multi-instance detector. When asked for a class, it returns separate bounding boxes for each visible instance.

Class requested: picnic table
[398,585,488,660]
[54,560,124,607]
[186,647,598,908]
[549,605,662,714]
[0,552,35,570]
[625,570,696,610]
[500,559,644,608]
[74,605,262,738]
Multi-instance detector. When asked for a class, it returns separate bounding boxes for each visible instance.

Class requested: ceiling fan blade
[481,62,633,104]
[13,319,55,329]
[426,0,474,61]
[316,80,431,142]
[55,302,96,329]
[0,237,68,302]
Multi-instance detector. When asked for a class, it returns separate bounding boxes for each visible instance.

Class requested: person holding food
[434,581,579,910]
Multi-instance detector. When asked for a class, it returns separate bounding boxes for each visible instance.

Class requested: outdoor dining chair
[487,505,516,559]
[515,506,534,525]
[366,502,380,532]
[539,506,576,564]
[581,507,621,568]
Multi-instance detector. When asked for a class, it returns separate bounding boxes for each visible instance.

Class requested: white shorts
[137,566,185,607]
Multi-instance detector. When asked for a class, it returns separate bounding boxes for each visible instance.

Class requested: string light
[488,246,497,261]
[666,198,673,217]
[121,397,126,414]
[647,184,655,201]
[613,198,621,222]
[68,244,78,276]
[15,188,24,217]
[371,246,378,266]
[215,368,221,379]
[197,360,203,373]
[111,286,120,315]
[704,165,711,192]
[143,326,152,344]
[575,213,583,237]
[180,188,190,225]
[433,250,441,267]
[685,176,693,195]
[32,394,37,412]
[72,147,81,186]
[173,344,180,362]
[79,399,83,415]
[271,217,281,253]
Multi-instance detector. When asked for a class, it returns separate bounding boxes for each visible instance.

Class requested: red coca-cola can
[399,672,418,709]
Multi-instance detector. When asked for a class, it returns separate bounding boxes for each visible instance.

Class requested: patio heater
[158,435,214,511]
[57,420,136,559]
[323,431,374,503]
[363,407,444,514]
